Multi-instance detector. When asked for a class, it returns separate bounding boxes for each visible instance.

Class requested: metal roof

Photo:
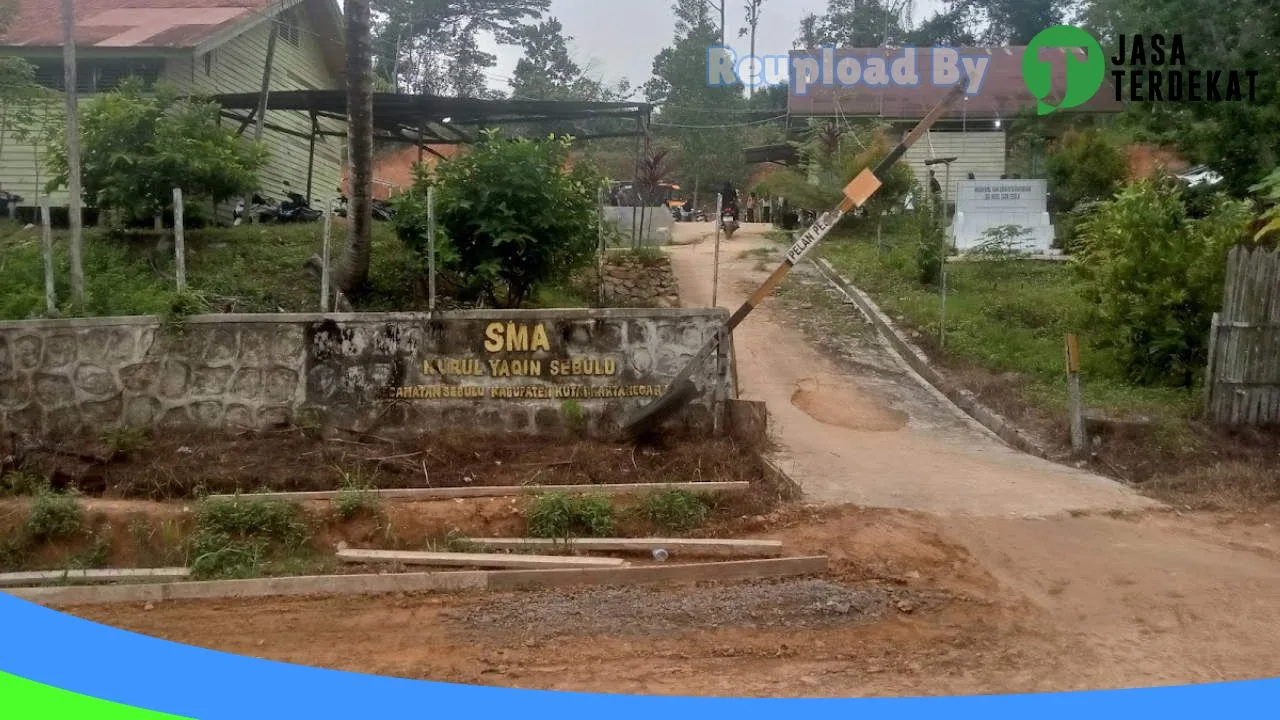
[789,46,1125,119]
[210,90,652,145]
[0,0,280,49]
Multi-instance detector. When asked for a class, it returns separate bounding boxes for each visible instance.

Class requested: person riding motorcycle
[719,182,740,220]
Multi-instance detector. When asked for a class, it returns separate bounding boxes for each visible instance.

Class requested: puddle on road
[790,377,909,431]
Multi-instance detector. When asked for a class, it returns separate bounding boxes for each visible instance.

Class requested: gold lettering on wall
[484,322,551,353]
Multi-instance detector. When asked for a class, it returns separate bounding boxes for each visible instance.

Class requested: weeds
[188,497,311,579]
[425,528,480,553]
[0,469,45,497]
[128,517,187,567]
[636,489,710,533]
[527,493,615,539]
[332,469,382,521]
[560,399,586,433]
[102,427,149,457]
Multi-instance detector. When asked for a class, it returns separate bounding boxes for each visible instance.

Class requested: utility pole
[61,0,84,311]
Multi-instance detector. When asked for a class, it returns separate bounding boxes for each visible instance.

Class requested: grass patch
[526,493,615,539]
[819,220,1199,436]
[635,489,710,533]
[0,222,420,320]
[612,246,667,265]
[188,497,312,579]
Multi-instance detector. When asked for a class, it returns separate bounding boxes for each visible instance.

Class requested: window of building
[29,58,164,92]
[279,9,301,47]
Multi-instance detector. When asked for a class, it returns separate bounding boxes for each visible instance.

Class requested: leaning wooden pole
[621,81,968,437]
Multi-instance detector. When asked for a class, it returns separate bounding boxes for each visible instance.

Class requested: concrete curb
[4,557,829,607]
[811,258,1056,461]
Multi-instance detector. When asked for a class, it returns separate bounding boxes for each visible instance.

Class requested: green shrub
[188,497,311,579]
[411,129,604,308]
[915,205,945,286]
[1045,129,1128,251]
[1075,179,1252,387]
[527,493,615,539]
[637,489,710,533]
[24,490,84,543]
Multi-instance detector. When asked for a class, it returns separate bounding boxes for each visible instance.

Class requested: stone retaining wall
[0,309,734,440]
[602,254,680,309]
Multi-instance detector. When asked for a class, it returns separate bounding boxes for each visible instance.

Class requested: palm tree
[338,0,374,295]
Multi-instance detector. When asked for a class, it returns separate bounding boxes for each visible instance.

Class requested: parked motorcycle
[233,192,278,226]
[720,206,739,238]
[331,189,393,222]
[278,183,324,223]
[233,183,323,225]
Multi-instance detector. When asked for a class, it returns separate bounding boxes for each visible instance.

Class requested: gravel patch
[455,579,903,638]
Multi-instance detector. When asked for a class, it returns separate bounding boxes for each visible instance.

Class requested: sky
[478,0,941,95]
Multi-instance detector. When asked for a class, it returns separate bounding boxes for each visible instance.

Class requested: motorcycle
[720,206,739,239]
[233,192,278,226]
[278,183,324,223]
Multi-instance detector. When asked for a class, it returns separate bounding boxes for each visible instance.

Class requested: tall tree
[739,0,765,97]
[960,0,1064,45]
[339,0,375,295]
[371,0,549,97]
[796,0,912,47]
[647,0,751,198]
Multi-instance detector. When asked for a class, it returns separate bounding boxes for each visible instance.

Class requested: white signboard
[950,179,1056,254]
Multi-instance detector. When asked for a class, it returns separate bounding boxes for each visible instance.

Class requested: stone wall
[0,309,734,440]
[602,254,681,309]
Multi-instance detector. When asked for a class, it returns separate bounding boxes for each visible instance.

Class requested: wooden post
[427,185,436,312]
[713,325,727,436]
[254,19,279,142]
[40,197,55,315]
[597,184,605,307]
[939,264,948,349]
[61,0,84,311]
[1066,334,1087,457]
[172,188,186,290]
[305,111,318,201]
[712,192,723,308]
[320,200,333,312]
[1204,312,1220,418]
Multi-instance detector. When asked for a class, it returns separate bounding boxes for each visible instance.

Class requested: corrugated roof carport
[208,90,653,200]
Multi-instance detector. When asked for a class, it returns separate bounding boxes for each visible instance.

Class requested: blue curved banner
[1,591,1276,719]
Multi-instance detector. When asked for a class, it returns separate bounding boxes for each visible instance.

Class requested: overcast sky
[478,0,941,95]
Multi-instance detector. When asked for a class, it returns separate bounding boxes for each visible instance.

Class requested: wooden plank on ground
[0,568,191,588]
[336,549,629,569]
[464,537,784,558]
[206,482,751,503]
[486,556,828,592]
[6,571,489,606]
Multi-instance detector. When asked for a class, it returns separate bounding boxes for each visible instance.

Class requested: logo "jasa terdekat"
[1109,33,1259,103]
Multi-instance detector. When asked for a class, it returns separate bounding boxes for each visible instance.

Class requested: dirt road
[57,222,1280,697]
[670,222,1151,515]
